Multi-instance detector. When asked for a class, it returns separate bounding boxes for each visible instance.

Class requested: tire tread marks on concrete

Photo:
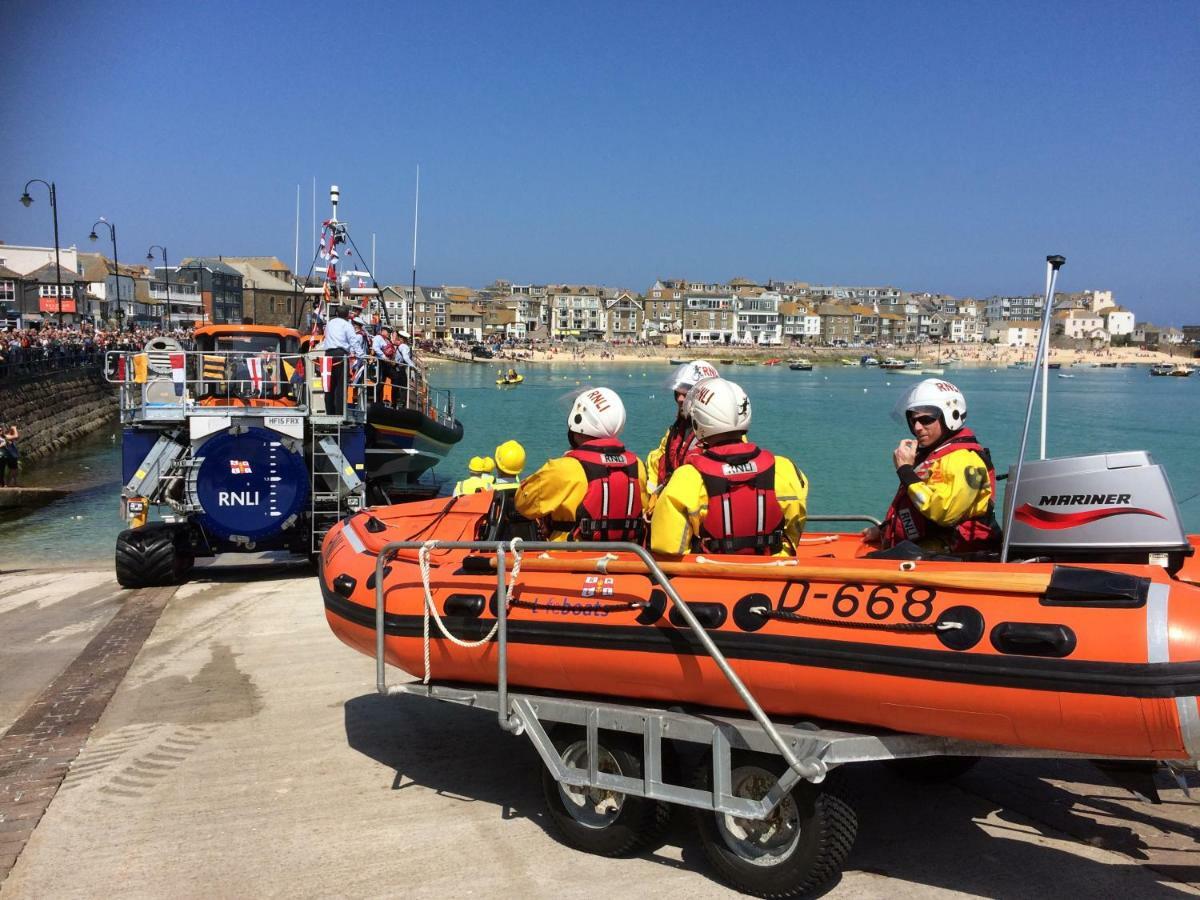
[0,585,175,882]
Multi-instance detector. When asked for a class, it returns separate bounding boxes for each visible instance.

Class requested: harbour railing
[0,349,105,383]
[102,348,455,428]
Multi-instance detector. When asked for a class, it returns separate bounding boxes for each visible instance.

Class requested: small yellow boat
[496,373,524,386]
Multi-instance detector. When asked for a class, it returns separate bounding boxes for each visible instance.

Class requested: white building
[0,243,80,278]
[987,320,1042,347]
[1100,307,1135,336]
[550,286,605,340]
[734,291,782,345]
[1056,309,1105,340]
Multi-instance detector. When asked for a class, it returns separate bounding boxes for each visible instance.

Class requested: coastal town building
[986,320,1042,347]
[734,290,781,345]
[550,285,606,340]
[604,292,644,341]
[176,258,245,324]
[986,294,1044,322]
[1054,309,1105,341]
[223,259,299,326]
[682,292,736,345]
[1099,306,1135,337]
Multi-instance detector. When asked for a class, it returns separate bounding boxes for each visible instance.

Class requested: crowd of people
[452,360,1000,559]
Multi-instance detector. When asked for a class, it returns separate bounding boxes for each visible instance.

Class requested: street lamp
[146,245,170,331]
[19,179,66,327]
[89,218,124,329]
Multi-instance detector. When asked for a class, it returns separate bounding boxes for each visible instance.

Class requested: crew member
[492,440,526,492]
[651,378,808,557]
[863,378,1000,554]
[371,324,394,359]
[515,387,648,542]
[393,330,415,400]
[647,359,721,495]
[453,456,494,496]
[321,305,356,415]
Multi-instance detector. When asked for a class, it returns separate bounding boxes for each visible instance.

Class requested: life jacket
[657,418,698,487]
[561,438,644,542]
[493,476,520,493]
[881,428,1001,553]
[691,442,784,556]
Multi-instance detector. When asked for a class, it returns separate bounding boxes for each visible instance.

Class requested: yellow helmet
[494,440,526,475]
[481,456,496,473]
[467,455,487,474]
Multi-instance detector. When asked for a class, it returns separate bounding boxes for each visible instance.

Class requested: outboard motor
[1004,451,1191,566]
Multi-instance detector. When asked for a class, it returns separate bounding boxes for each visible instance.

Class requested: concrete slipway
[1,561,1199,899]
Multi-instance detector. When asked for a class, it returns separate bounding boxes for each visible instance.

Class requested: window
[0,281,14,302]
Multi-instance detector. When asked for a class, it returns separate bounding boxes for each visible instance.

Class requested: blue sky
[3,0,1197,322]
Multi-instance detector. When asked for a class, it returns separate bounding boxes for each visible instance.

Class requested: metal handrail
[372,538,825,781]
[807,514,882,527]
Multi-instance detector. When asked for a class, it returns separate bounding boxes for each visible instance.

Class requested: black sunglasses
[907,414,939,428]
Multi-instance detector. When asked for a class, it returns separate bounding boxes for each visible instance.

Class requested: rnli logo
[603,453,625,464]
[722,461,757,476]
[229,460,252,474]
[218,491,260,507]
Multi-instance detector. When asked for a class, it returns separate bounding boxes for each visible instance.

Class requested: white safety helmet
[567,387,627,439]
[670,359,721,394]
[892,378,967,432]
[686,377,751,441]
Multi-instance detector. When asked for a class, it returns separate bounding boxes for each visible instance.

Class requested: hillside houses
[0,240,1160,346]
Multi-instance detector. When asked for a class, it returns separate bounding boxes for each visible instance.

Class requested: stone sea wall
[0,369,118,461]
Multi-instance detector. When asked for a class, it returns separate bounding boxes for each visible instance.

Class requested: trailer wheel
[692,753,856,898]
[115,524,193,589]
[541,729,671,857]
[885,755,979,783]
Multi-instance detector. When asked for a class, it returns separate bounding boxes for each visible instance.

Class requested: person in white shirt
[321,306,355,414]
[370,325,392,359]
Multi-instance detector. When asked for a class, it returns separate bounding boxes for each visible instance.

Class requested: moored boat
[878,357,907,369]
[788,359,813,371]
[1151,363,1174,376]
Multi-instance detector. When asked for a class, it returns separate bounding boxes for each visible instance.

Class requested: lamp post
[89,219,123,329]
[19,179,66,327]
[146,245,170,331]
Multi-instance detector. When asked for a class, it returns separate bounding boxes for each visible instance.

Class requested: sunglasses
[907,414,939,428]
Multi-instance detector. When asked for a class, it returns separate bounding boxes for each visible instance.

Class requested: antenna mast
[410,164,420,335]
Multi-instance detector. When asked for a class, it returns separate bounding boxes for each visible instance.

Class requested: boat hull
[321,494,1200,760]
[366,403,464,478]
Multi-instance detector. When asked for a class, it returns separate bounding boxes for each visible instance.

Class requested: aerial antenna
[1001,254,1066,563]
[293,184,300,277]
[311,177,316,261]
[410,164,420,335]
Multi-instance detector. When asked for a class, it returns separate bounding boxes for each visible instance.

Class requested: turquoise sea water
[2,361,1197,565]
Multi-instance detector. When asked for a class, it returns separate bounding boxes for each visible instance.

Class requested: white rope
[419,538,524,684]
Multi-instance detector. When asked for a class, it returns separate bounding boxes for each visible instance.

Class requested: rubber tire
[692,753,857,899]
[885,755,980,784]
[115,524,194,589]
[540,728,671,858]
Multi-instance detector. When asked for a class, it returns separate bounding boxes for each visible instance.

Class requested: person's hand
[861,525,881,544]
[892,439,917,470]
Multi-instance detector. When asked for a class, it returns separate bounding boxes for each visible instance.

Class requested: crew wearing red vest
[864,378,1001,554]
[651,378,809,557]
[515,387,649,542]
[646,359,721,496]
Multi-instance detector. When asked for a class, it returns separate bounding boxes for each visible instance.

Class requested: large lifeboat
[321,452,1200,761]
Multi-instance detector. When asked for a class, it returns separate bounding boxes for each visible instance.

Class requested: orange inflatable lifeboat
[322,453,1200,761]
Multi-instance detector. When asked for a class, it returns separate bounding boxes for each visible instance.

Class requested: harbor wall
[0,368,117,461]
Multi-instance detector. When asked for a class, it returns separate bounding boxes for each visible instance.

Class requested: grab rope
[419,537,525,684]
[751,605,963,634]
